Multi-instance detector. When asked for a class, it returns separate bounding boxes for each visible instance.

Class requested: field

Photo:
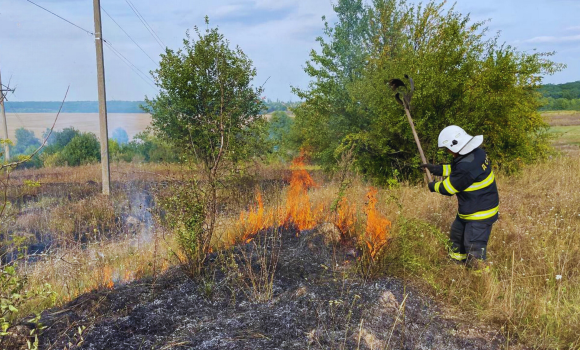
[5,113,152,140]
[0,111,579,349]
[542,110,580,126]
[544,111,580,148]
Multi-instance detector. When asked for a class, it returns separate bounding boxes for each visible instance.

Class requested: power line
[25,0,94,36]
[101,6,159,66]
[24,0,157,93]
[126,0,166,48]
[103,40,157,90]
[124,0,166,50]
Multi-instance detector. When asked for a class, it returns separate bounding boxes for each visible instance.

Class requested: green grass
[549,125,580,146]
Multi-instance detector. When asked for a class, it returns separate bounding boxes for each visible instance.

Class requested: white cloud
[524,34,580,43]
[566,25,580,32]
[210,4,246,17]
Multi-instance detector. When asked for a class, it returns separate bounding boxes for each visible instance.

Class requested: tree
[12,128,41,156]
[267,111,294,156]
[292,0,372,166]
[144,20,266,274]
[43,127,81,154]
[293,0,564,180]
[59,133,101,166]
[111,127,129,145]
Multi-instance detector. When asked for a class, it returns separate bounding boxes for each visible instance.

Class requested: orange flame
[364,187,391,259]
[103,265,114,289]
[284,153,317,231]
[334,196,357,241]
[240,190,267,243]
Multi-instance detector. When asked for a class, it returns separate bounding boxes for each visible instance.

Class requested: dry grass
[542,110,580,126]
[20,228,177,314]
[216,149,580,348]
[358,151,580,349]
[6,140,580,348]
[9,161,188,185]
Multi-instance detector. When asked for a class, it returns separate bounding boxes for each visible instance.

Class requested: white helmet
[438,125,483,155]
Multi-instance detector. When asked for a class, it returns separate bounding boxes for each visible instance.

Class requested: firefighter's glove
[420,164,437,173]
[428,181,436,192]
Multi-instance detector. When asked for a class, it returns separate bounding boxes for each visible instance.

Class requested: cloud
[524,34,580,43]
[566,25,580,32]
[210,3,295,26]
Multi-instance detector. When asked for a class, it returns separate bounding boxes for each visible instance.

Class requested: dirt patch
[37,228,506,350]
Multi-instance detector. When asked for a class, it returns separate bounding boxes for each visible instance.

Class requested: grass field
[543,110,580,148]
[3,110,580,348]
[542,110,580,126]
[5,113,152,140]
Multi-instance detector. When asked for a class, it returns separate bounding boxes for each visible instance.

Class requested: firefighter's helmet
[438,125,483,155]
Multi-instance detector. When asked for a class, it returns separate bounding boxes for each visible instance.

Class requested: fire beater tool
[388,75,433,183]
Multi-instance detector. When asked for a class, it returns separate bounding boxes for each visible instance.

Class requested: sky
[0,0,579,102]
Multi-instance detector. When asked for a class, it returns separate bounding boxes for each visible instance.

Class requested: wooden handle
[403,106,433,183]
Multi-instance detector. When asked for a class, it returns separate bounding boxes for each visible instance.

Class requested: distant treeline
[264,99,301,113]
[5,101,144,113]
[538,81,580,111]
[5,100,301,114]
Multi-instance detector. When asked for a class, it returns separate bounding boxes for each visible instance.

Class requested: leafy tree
[124,131,180,163]
[43,127,81,154]
[111,127,129,145]
[291,0,372,166]
[267,111,294,152]
[293,0,564,180]
[144,20,266,274]
[11,128,41,156]
[59,132,101,166]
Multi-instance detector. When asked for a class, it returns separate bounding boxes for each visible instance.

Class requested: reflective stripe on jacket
[428,147,499,222]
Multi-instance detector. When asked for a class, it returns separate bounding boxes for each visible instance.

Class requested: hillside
[539,81,580,111]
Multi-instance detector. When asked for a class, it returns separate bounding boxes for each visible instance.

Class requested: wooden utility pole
[0,68,11,161]
[93,0,111,195]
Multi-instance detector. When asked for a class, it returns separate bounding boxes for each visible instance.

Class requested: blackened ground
[37,228,506,350]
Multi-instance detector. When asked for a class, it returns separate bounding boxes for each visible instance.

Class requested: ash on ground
[37,228,505,350]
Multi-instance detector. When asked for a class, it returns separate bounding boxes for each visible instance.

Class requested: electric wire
[103,40,157,90]
[126,0,166,48]
[24,0,157,92]
[101,6,159,66]
[25,0,94,36]
[124,0,166,50]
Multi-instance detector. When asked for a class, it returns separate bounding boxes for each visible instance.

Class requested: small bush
[155,181,207,276]
[59,133,100,166]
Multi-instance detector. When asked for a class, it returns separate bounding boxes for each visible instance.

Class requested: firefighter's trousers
[449,218,494,261]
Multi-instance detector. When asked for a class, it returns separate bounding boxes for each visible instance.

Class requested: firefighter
[420,125,499,271]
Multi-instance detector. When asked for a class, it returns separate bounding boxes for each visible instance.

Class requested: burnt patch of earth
[36,228,507,350]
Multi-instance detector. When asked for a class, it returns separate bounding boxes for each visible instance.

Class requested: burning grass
[6,146,580,349]
[232,155,391,259]
[363,187,391,260]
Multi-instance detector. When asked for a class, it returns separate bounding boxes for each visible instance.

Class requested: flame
[283,153,317,231]
[103,265,114,289]
[123,270,133,282]
[240,190,267,243]
[364,187,391,260]
[334,196,357,241]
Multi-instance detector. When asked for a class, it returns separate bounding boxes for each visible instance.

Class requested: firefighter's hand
[420,164,437,173]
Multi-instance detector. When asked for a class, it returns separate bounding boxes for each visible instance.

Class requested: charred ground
[35,227,504,350]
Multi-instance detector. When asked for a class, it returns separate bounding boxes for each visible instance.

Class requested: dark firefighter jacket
[428,147,499,222]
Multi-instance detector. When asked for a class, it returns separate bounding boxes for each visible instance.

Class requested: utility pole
[0,67,13,161]
[93,0,111,195]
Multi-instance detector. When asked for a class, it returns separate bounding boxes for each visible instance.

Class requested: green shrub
[59,133,100,166]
